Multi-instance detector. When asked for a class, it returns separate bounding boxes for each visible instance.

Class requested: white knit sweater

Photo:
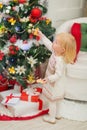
[40,34,66,101]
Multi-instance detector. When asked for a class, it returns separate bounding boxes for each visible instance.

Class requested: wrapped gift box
[1,93,20,105]
[20,91,39,102]
[7,101,40,116]
[0,85,49,117]
[0,89,19,102]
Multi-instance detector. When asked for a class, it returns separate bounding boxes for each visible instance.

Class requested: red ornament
[0,51,4,61]
[31,8,42,18]
[9,45,19,55]
[18,0,26,4]
[9,36,17,43]
[29,33,33,39]
[29,16,38,23]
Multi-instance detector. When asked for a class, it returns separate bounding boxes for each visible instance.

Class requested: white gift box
[0,87,48,117]
[0,89,20,102]
[1,93,20,106]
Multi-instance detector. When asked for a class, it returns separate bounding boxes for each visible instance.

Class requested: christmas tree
[0,0,55,89]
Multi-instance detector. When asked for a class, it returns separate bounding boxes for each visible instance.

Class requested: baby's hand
[39,31,46,38]
[36,78,47,84]
[39,30,43,36]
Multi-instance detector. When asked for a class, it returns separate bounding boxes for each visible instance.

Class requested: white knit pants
[48,100,62,119]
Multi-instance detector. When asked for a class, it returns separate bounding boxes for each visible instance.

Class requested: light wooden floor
[0,116,87,130]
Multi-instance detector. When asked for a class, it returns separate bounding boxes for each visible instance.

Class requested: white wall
[0,0,85,27]
[47,0,85,27]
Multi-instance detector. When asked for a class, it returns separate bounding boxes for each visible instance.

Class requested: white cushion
[56,17,87,34]
[67,52,87,79]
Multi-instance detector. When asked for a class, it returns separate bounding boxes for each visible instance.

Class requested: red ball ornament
[18,0,26,4]
[31,8,42,18]
[9,36,17,43]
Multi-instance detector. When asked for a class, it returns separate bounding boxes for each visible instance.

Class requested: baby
[39,32,76,124]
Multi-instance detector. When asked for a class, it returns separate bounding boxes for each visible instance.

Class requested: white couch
[56,17,87,34]
[56,17,87,121]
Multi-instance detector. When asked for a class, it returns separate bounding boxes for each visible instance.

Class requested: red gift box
[30,95,39,102]
[20,91,43,110]
[20,91,39,102]
[20,92,28,101]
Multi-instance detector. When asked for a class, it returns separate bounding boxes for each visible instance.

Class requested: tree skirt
[0,103,49,121]
[0,86,49,121]
[0,110,48,121]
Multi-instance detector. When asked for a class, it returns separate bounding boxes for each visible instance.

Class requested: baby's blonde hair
[56,33,76,64]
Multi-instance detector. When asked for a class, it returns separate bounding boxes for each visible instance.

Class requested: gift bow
[5,93,20,103]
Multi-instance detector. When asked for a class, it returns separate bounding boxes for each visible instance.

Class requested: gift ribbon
[28,95,39,102]
[28,95,43,110]
[34,87,42,93]
[5,93,20,103]
[38,98,43,110]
